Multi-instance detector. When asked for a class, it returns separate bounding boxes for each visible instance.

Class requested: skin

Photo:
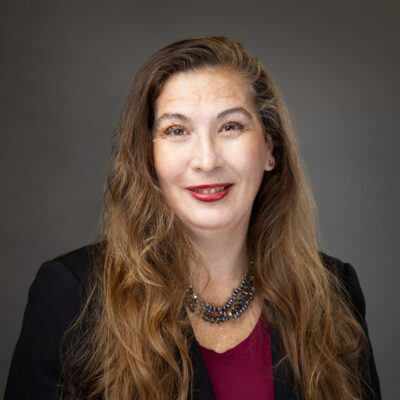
[152,68,275,352]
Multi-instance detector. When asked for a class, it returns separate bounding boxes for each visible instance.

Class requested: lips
[185,183,233,202]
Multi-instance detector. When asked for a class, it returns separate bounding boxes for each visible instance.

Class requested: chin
[192,222,229,231]
[183,215,235,232]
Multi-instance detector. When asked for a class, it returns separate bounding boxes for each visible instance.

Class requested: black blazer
[5,245,381,399]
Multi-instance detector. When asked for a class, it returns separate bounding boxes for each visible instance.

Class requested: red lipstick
[185,183,233,202]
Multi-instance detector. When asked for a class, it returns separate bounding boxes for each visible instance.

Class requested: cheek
[153,143,170,187]
[229,138,267,177]
[153,143,185,190]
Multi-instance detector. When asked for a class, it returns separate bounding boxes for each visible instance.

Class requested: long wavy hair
[60,36,374,400]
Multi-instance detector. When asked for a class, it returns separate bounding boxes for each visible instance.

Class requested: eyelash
[222,122,245,132]
[163,121,245,136]
[164,126,188,136]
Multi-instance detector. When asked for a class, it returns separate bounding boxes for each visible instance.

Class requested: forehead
[154,68,255,114]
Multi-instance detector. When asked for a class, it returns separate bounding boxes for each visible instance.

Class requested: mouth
[185,183,234,202]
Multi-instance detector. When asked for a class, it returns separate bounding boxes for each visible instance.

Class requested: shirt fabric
[198,314,275,400]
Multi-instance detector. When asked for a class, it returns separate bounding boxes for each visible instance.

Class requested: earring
[269,160,274,166]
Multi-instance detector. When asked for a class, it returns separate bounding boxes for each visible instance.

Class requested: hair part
[60,36,374,400]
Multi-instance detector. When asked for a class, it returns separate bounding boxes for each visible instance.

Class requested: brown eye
[222,122,244,132]
[165,126,189,137]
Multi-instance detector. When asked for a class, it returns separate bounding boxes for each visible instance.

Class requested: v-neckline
[189,315,300,400]
[196,312,264,359]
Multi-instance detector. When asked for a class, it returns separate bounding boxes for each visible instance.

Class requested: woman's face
[152,68,274,234]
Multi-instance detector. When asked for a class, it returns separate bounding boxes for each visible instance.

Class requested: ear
[264,133,275,171]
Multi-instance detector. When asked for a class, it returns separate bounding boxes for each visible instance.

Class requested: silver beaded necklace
[185,261,256,324]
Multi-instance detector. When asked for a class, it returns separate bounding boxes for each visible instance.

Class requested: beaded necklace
[185,261,255,324]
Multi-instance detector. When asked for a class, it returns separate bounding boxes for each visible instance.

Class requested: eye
[221,121,244,132]
[164,125,189,137]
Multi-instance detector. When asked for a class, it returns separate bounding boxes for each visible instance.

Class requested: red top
[198,314,275,400]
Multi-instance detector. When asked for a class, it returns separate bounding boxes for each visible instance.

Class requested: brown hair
[60,36,374,400]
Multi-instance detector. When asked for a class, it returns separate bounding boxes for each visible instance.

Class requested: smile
[192,186,226,194]
[185,183,233,202]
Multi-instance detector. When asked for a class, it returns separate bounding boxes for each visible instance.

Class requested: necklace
[185,261,256,324]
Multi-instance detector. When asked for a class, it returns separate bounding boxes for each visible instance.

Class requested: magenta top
[198,314,275,400]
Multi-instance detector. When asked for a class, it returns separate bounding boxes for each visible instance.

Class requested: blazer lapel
[189,337,216,400]
[270,325,301,400]
[188,325,300,400]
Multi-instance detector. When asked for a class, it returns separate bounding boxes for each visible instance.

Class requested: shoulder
[27,243,102,312]
[318,251,366,322]
[18,242,103,344]
[51,242,101,292]
[24,242,102,333]
[318,252,382,399]
[4,243,103,398]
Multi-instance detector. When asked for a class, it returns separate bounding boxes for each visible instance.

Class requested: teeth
[193,186,226,194]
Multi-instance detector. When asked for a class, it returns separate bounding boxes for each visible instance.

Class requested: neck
[187,223,250,305]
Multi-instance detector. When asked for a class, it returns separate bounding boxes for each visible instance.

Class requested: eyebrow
[153,106,253,131]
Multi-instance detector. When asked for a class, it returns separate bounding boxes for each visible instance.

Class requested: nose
[191,131,222,172]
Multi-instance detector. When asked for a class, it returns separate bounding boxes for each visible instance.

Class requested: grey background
[1,0,398,398]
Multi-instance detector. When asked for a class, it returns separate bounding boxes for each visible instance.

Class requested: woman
[5,36,381,400]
